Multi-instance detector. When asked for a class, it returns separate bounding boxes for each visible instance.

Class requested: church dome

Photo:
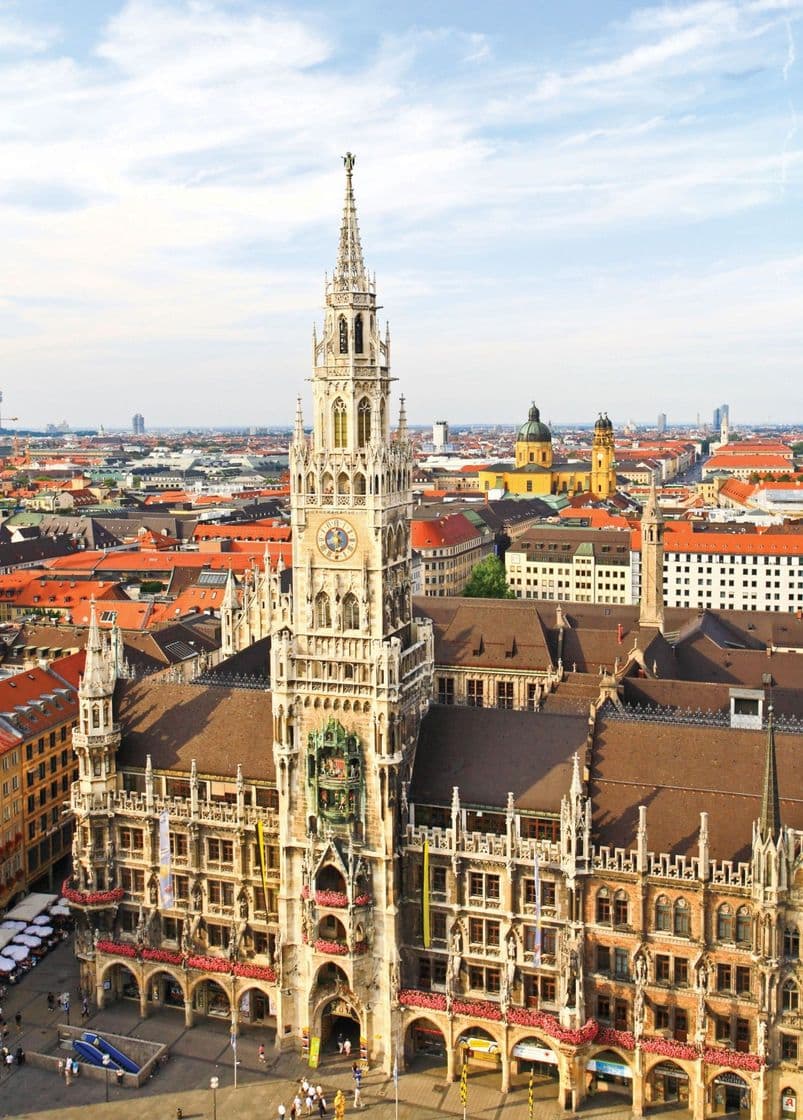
[594,412,613,432]
[517,403,552,444]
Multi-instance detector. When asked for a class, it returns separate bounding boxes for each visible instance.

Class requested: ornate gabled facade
[64,159,802,1120]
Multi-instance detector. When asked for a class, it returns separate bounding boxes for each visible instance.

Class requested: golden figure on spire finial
[343,152,356,173]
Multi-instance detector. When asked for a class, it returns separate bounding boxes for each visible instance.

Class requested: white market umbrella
[13,934,41,948]
[0,957,15,972]
[1,945,28,961]
[0,920,26,930]
[33,925,54,937]
[32,915,51,925]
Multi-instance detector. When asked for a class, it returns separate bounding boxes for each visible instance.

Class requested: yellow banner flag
[528,1068,534,1120]
[459,1057,468,1107]
[422,839,431,948]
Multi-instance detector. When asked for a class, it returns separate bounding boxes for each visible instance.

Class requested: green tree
[462,555,514,599]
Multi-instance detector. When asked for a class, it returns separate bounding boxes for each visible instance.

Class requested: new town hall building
[65,158,802,1119]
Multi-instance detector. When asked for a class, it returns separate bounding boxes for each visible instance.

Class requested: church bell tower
[270,154,434,1067]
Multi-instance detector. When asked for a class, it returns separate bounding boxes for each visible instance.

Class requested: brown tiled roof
[414,597,554,670]
[117,679,274,782]
[591,716,803,862]
[410,705,587,812]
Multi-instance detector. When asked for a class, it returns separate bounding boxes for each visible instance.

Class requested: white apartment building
[506,529,634,605]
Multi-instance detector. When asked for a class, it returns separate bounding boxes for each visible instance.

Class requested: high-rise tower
[270,154,433,1066]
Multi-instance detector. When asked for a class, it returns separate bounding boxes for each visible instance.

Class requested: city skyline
[1,0,802,427]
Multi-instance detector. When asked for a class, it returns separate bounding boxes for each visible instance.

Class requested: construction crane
[0,392,18,430]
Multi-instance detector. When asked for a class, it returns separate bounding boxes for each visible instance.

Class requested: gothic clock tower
[270,154,433,1068]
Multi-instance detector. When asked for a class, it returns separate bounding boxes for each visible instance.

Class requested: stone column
[139,977,149,1020]
[500,1039,510,1094]
[692,1059,706,1120]
[632,1046,644,1118]
[184,995,194,1028]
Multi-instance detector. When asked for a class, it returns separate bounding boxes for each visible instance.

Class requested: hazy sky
[1,0,802,429]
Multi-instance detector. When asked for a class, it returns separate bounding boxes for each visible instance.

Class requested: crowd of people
[270,1065,366,1118]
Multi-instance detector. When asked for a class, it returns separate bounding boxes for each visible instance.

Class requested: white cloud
[0,0,800,425]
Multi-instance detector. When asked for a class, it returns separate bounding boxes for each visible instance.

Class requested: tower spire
[334,152,367,291]
[759,705,782,840]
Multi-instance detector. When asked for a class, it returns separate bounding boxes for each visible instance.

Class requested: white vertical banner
[158,809,174,908]
[533,849,541,964]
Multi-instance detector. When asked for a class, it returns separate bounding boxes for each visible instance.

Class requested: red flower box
[353,894,372,907]
[233,962,277,982]
[452,998,502,1022]
[598,1027,636,1051]
[95,940,137,958]
[642,1036,699,1061]
[61,878,124,906]
[703,1046,764,1072]
[141,947,183,966]
[398,989,447,1012]
[187,954,231,974]
[315,890,349,908]
[314,938,349,956]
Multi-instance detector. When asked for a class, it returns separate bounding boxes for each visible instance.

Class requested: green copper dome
[517,402,552,443]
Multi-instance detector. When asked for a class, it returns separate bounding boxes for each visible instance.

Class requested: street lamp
[102,1053,111,1102]
[210,1075,219,1120]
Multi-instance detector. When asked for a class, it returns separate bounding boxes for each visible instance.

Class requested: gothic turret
[73,602,120,798]
[639,474,664,631]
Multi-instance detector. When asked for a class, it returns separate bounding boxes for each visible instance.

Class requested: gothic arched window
[338,316,348,354]
[595,888,611,925]
[736,906,751,945]
[783,979,799,1012]
[314,593,331,629]
[354,314,364,354]
[673,897,690,937]
[332,398,347,449]
[655,895,670,931]
[357,398,371,448]
[717,903,733,941]
[337,471,350,496]
[342,593,359,631]
[784,926,801,959]
[91,704,101,729]
[354,472,366,496]
[614,890,629,927]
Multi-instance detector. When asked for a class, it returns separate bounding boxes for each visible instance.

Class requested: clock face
[317,517,358,562]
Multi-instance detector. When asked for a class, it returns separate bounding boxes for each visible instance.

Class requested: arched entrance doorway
[405,1017,446,1075]
[103,962,140,1004]
[710,1071,750,1117]
[510,1036,559,1100]
[319,995,360,1057]
[647,1060,689,1109]
[192,978,231,1020]
[147,969,185,1011]
[586,1049,633,1102]
[456,1026,501,1085]
[237,985,276,1039]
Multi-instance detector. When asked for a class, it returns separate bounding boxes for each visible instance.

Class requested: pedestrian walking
[14,1046,24,1067]
[290,1101,297,1120]
[343,1037,351,1057]
[318,1094,327,1119]
[293,1093,303,1118]
[14,1012,21,1035]
[337,1032,344,1054]
[316,1084,323,1099]
[278,1104,286,1120]
[46,992,55,1013]
[352,1062,363,1108]
[258,1043,266,1066]
[81,997,89,1023]
[305,1089,315,1115]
